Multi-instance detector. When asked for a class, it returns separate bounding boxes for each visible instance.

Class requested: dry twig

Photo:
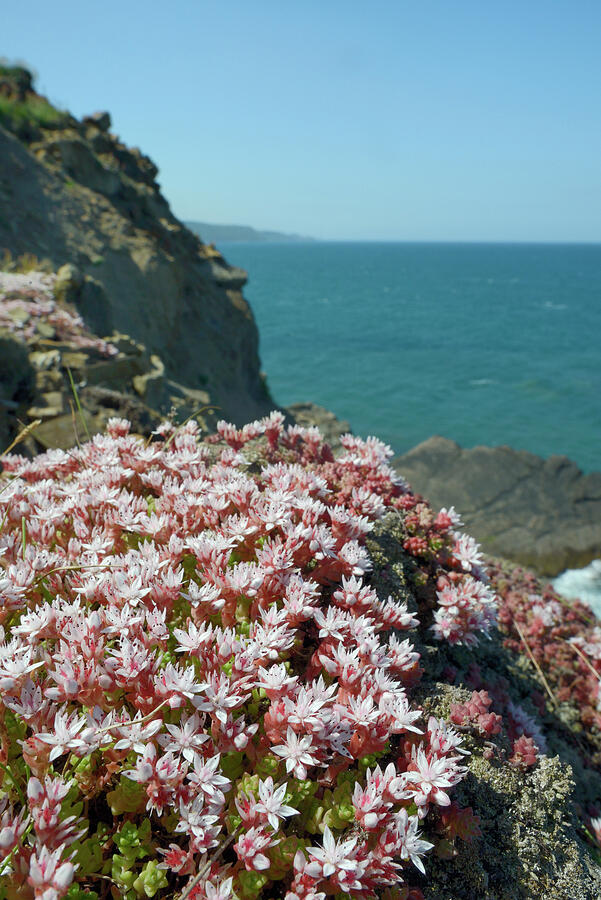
[514,618,558,708]
[0,418,42,457]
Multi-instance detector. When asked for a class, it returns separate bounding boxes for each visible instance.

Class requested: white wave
[542,301,567,310]
[469,378,497,386]
[552,559,601,618]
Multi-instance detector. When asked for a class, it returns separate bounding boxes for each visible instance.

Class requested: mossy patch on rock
[422,686,601,899]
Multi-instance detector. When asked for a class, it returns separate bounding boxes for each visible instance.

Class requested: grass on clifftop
[0,94,67,129]
[0,250,54,274]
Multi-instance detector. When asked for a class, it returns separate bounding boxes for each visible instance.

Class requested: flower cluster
[432,573,497,648]
[0,413,491,898]
[447,669,546,769]
[433,802,481,860]
[395,499,497,647]
[508,735,539,770]
[490,560,601,748]
[449,690,503,737]
[0,271,117,356]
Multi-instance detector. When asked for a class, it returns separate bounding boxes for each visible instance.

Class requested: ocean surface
[220,241,601,612]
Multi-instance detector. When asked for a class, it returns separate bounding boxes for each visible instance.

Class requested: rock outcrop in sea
[0,64,272,428]
[394,436,601,577]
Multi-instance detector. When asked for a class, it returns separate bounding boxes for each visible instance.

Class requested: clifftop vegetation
[0,64,69,136]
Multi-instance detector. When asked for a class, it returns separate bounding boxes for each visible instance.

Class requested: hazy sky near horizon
[3,1,601,241]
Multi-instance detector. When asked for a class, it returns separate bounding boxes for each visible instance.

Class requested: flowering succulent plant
[0,273,118,357]
[490,560,601,755]
[0,412,501,898]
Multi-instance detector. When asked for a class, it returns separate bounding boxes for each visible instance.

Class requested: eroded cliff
[0,64,272,425]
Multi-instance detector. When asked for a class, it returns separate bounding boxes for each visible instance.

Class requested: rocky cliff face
[0,269,174,453]
[0,65,272,425]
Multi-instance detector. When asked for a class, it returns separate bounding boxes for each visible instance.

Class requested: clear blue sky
[3,1,601,241]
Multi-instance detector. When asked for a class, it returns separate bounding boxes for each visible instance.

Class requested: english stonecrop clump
[0,412,496,899]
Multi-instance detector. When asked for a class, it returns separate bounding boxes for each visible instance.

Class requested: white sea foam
[552,559,601,619]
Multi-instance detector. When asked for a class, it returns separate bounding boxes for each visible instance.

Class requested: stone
[40,138,121,196]
[29,350,61,369]
[27,391,65,418]
[80,385,162,436]
[88,131,114,154]
[60,350,90,370]
[107,334,145,356]
[207,259,248,289]
[41,390,64,408]
[54,262,83,304]
[166,380,216,430]
[0,332,35,451]
[132,354,166,409]
[166,381,211,408]
[35,369,63,391]
[34,320,56,339]
[4,305,30,327]
[0,333,32,392]
[76,278,113,337]
[83,111,111,132]
[1,276,188,451]
[83,355,145,388]
[393,436,601,576]
[34,410,97,449]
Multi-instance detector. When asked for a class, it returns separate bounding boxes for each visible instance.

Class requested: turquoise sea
[222,241,601,473]
[221,241,601,612]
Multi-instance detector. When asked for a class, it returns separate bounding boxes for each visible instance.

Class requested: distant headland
[185,221,314,244]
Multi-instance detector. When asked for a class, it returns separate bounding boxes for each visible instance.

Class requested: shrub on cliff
[0,63,67,133]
